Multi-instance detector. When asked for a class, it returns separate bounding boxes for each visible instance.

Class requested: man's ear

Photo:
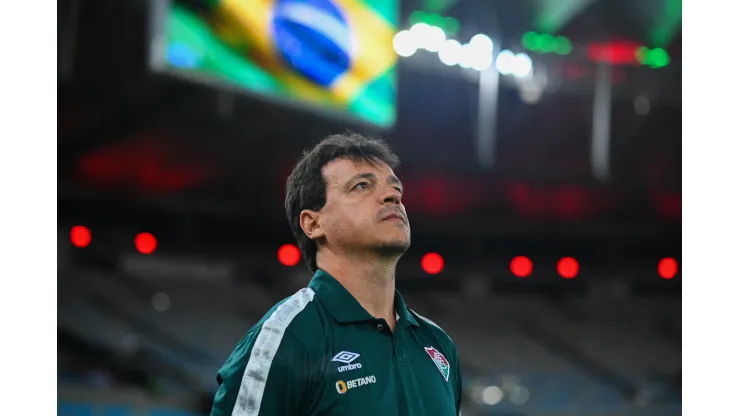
[299,209,324,240]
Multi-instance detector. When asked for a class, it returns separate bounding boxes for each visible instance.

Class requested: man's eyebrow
[387,175,403,191]
[341,173,403,192]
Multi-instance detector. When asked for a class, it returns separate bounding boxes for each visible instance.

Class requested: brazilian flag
[161,0,399,127]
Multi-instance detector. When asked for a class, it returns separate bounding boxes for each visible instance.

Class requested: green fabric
[211,269,462,415]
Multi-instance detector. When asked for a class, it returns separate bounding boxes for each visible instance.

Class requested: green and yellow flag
[162,0,399,126]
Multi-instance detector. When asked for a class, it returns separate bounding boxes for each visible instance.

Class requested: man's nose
[382,188,401,204]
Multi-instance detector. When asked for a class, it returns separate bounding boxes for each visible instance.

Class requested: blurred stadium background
[57,0,681,415]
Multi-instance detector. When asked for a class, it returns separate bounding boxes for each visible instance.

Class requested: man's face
[315,158,410,255]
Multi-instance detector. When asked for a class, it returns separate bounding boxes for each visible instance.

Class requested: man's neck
[317,249,398,329]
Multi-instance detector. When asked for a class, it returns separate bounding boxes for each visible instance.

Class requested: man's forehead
[322,158,395,182]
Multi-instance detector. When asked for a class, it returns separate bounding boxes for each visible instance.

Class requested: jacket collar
[308,269,420,327]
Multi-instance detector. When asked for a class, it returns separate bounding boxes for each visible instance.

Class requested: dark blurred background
[57,0,681,415]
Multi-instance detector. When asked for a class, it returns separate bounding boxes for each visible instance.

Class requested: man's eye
[354,182,369,190]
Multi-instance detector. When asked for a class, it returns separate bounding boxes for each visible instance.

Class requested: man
[211,133,462,415]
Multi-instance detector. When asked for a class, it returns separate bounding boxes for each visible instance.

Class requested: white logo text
[337,362,362,372]
[335,375,376,394]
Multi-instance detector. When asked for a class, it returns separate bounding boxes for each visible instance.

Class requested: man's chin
[377,238,411,256]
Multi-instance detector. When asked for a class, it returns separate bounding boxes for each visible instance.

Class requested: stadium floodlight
[495,49,516,75]
[495,50,532,77]
[648,47,670,68]
[458,43,473,68]
[424,25,447,52]
[511,53,533,78]
[635,46,670,68]
[459,43,493,71]
[555,36,572,55]
[469,34,494,55]
[393,30,417,57]
[438,39,463,66]
[481,386,504,405]
[467,34,494,71]
[522,32,572,55]
[409,23,432,46]
[471,52,493,71]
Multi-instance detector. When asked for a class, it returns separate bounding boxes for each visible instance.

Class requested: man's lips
[381,213,406,223]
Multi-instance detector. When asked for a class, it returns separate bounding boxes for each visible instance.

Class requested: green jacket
[211,269,462,415]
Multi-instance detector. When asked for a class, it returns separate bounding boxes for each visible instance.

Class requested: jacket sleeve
[210,326,314,416]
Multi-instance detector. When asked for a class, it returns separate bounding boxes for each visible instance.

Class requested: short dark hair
[285,132,401,272]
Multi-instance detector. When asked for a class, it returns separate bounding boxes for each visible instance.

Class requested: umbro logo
[332,351,362,372]
[332,351,360,364]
